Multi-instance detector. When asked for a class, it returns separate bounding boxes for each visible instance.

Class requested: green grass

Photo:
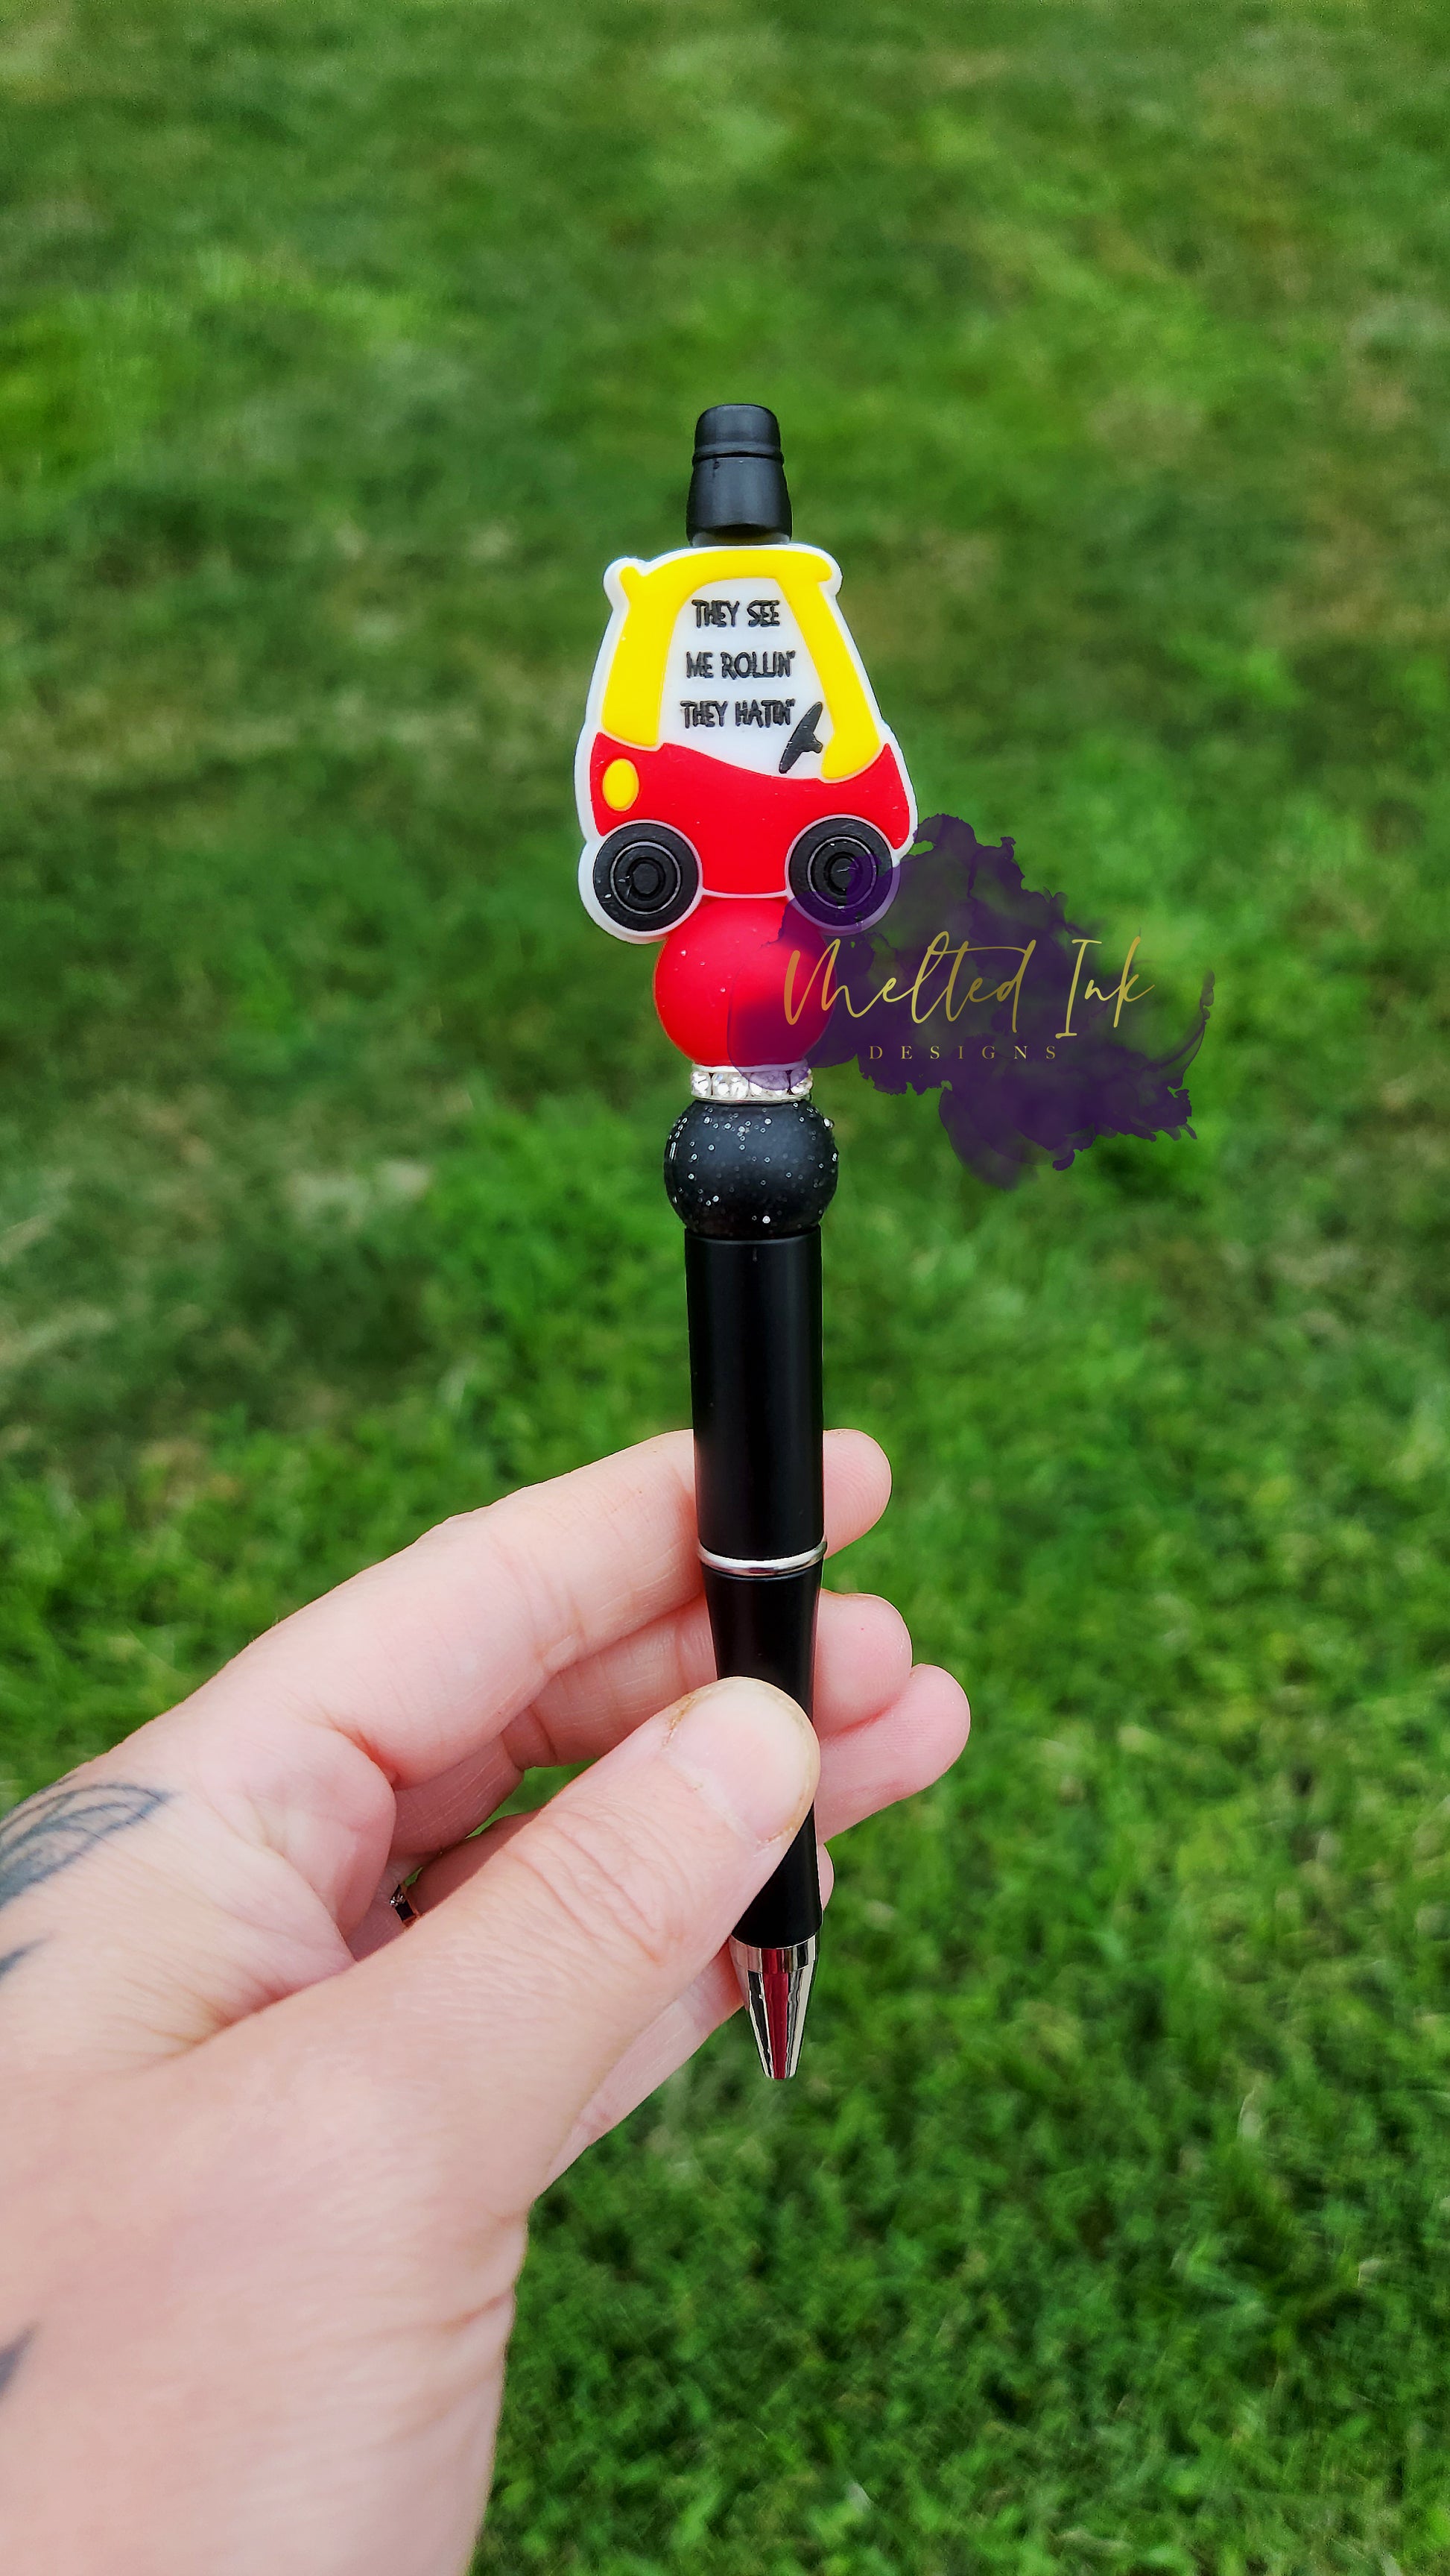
[3,0,1450,2564]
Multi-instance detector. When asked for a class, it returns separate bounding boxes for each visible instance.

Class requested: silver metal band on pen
[697,1537,826,1579]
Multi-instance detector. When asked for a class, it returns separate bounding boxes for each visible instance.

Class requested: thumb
[323,1677,818,2213]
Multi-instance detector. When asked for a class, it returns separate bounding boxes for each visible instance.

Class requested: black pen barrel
[701,1562,823,1947]
[686,1231,823,1562]
[665,1100,840,1983]
[686,1230,824,1951]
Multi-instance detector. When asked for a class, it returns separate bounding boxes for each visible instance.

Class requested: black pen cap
[686,403,792,543]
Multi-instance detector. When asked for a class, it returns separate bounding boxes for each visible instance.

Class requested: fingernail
[662,1679,819,1846]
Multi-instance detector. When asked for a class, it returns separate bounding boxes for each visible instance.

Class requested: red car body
[584,730,914,901]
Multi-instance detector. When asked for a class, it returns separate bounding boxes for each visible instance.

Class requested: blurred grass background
[2,0,1449,2566]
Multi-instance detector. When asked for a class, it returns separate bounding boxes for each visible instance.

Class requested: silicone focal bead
[574,484,916,1073]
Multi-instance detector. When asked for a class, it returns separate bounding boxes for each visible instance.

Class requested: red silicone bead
[653,897,833,1067]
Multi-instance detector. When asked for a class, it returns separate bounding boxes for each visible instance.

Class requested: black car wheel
[591,821,701,938]
[785,816,896,929]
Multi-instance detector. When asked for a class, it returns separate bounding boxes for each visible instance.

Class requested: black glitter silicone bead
[663,1099,838,1239]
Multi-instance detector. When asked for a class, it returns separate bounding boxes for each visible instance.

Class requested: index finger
[174,1429,890,1791]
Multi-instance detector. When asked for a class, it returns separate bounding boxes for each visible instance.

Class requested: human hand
[0,1431,968,2575]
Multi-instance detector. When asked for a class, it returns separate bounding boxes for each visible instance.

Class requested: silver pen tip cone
[729,1936,818,2080]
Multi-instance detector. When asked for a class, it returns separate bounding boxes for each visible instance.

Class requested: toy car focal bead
[576,537,915,953]
[574,410,916,1101]
[590,821,702,938]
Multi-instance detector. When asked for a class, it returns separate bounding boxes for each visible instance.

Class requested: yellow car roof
[599,543,882,784]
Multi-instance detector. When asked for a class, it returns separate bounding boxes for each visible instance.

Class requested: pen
[575,405,916,2075]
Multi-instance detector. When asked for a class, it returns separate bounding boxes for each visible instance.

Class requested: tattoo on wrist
[0,1943,39,1988]
[0,1783,171,1917]
[0,2330,34,2406]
